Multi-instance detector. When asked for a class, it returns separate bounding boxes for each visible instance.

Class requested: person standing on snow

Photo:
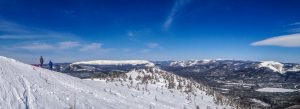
[49,60,53,70]
[40,56,44,67]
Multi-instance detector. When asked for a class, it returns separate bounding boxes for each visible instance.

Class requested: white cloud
[147,43,159,48]
[0,19,116,62]
[163,18,173,30]
[58,41,80,49]
[0,20,32,34]
[0,19,78,41]
[16,41,80,51]
[80,43,102,51]
[9,41,111,52]
[0,35,37,40]
[289,22,300,26]
[20,43,55,50]
[287,22,300,33]
[251,33,300,47]
[140,43,162,53]
[163,0,192,30]
[140,49,150,53]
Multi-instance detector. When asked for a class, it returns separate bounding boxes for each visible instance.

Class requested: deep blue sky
[0,0,300,63]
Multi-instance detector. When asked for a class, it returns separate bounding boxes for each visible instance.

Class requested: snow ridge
[258,61,285,74]
[170,60,215,67]
[72,60,155,67]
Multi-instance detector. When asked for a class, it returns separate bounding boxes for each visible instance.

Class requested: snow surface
[250,99,270,107]
[286,65,300,72]
[258,61,300,74]
[170,60,215,67]
[256,87,297,93]
[0,56,233,109]
[258,61,285,74]
[72,60,154,67]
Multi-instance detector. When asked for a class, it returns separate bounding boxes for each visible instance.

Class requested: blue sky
[0,0,300,63]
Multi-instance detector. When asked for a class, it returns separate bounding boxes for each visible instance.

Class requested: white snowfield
[258,61,285,74]
[256,87,298,93]
[0,56,234,109]
[72,60,155,66]
[258,61,300,74]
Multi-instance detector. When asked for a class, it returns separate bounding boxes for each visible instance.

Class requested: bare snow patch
[256,87,297,92]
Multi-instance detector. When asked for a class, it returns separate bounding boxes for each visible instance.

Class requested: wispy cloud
[16,41,80,51]
[251,33,300,47]
[58,41,80,49]
[12,41,106,52]
[163,0,192,30]
[0,19,77,41]
[0,33,76,41]
[20,42,55,50]
[0,19,117,62]
[127,31,135,37]
[126,29,152,44]
[287,22,300,33]
[0,35,37,40]
[140,49,150,53]
[147,43,159,48]
[288,28,300,33]
[0,20,32,34]
[140,42,162,53]
[289,22,300,26]
[80,43,102,51]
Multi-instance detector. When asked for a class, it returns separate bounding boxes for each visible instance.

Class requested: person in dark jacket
[40,56,44,67]
[49,60,53,70]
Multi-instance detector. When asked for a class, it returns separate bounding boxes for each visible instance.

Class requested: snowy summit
[258,61,285,74]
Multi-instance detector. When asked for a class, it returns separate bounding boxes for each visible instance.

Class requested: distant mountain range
[50,59,300,108]
[0,56,234,109]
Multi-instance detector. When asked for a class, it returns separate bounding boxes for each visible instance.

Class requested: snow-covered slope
[0,56,120,108]
[72,60,154,67]
[258,61,300,74]
[0,56,234,109]
[286,65,300,72]
[258,61,284,74]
